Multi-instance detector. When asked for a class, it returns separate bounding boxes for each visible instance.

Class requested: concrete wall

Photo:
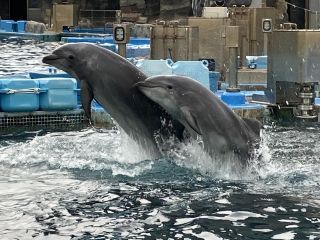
[309,0,320,29]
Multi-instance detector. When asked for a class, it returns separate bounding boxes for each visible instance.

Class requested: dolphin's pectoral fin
[80,81,94,121]
[181,107,202,136]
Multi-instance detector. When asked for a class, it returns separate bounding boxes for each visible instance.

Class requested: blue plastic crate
[1,20,15,32]
[126,44,150,58]
[0,79,39,112]
[17,20,27,32]
[209,71,220,92]
[172,60,210,89]
[61,37,111,44]
[38,78,78,111]
[136,59,173,76]
[29,68,71,79]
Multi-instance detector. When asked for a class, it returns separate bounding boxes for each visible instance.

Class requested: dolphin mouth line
[42,54,60,63]
[134,81,162,89]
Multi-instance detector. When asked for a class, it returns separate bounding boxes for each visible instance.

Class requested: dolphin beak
[42,54,60,64]
[134,81,158,89]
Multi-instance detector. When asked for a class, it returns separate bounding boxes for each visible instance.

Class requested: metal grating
[0,110,88,129]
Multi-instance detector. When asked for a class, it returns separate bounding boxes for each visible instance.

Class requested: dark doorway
[10,0,27,20]
[287,0,306,29]
[0,0,10,19]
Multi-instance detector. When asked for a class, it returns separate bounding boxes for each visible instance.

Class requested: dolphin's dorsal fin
[181,107,202,136]
[80,80,94,121]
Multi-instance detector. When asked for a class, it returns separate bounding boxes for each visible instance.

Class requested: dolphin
[42,43,184,158]
[136,75,262,163]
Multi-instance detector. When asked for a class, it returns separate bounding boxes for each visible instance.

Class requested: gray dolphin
[136,75,262,163]
[42,43,184,158]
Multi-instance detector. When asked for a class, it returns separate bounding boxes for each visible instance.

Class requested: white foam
[143,210,170,225]
[0,128,154,177]
[182,230,223,240]
[252,229,273,233]
[279,219,300,224]
[174,218,196,226]
[264,207,277,213]
[215,198,231,205]
[272,231,296,240]
[137,198,151,205]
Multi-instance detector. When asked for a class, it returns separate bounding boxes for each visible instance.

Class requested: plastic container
[209,71,221,92]
[1,20,15,32]
[17,20,27,32]
[61,37,110,44]
[202,7,229,18]
[126,44,150,58]
[38,78,77,111]
[29,67,71,79]
[172,60,210,89]
[136,59,173,76]
[221,91,246,106]
[0,79,39,112]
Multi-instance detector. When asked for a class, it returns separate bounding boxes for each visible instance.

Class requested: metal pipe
[227,46,239,91]
[118,44,126,58]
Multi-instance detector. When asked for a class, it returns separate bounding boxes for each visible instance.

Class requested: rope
[5,88,40,94]
[285,1,320,14]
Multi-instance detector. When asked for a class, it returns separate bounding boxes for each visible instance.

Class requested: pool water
[0,40,319,240]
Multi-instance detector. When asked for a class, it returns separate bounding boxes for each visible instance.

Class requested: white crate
[202,7,229,18]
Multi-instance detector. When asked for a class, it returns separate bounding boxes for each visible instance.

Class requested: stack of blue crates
[136,59,213,91]
[38,78,77,111]
[0,78,77,112]
[0,79,39,112]
[0,20,26,32]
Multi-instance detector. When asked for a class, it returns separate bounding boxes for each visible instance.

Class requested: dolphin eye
[68,55,74,60]
[167,85,173,90]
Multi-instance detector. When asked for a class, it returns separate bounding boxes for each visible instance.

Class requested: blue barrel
[209,71,221,92]
[38,78,77,111]
[17,21,27,32]
[136,59,173,76]
[0,79,39,112]
[172,60,210,89]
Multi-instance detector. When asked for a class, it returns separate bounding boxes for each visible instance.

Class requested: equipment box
[0,79,39,112]
[39,78,78,111]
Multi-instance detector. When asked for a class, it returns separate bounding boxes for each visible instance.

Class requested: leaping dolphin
[136,75,262,163]
[43,43,184,158]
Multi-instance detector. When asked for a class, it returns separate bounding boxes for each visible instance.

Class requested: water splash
[0,128,154,177]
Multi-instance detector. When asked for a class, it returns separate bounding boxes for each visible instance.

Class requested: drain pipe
[226,26,240,92]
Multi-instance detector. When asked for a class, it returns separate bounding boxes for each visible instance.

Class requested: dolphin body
[43,43,184,158]
[136,75,262,164]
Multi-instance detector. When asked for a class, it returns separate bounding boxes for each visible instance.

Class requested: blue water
[0,40,320,240]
